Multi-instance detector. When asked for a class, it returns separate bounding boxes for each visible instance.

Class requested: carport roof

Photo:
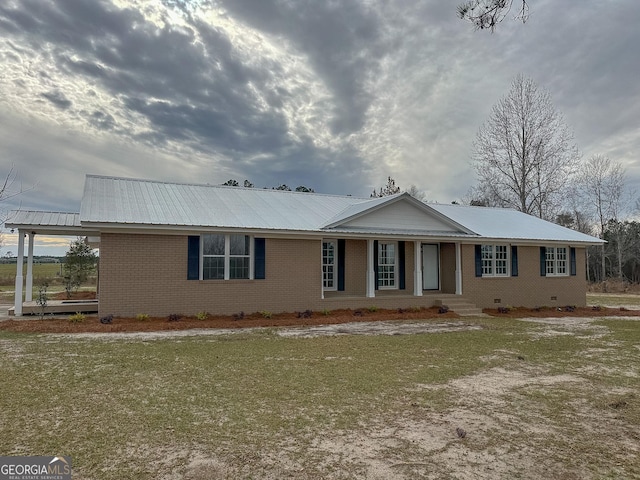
[5,210,98,235]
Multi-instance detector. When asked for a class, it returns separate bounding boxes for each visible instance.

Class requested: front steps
[433,296,485,316]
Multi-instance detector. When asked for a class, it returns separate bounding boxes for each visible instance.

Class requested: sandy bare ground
[3,309,638,479]
[150,316,638,480]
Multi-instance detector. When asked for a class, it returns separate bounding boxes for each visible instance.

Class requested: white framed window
[378,242,397,289]
[322,240,337,291]
[202,234,253,280]
[481,244,509,277]
[546,246,568,276]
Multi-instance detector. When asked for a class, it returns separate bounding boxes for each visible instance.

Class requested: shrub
[321,309,331,316]
[196,311,209,321]
[136,313,150,321]
[367,306,378,312]
[260,310,272,319]
[411,306,422,312]
[232,311,245,321]
[296,309,313,319]
[100,314,114,324]
[167,313,181,322]
[438,305,449,314]
[69,312,86,323]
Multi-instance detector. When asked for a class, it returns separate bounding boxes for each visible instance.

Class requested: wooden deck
[9,300,99,316]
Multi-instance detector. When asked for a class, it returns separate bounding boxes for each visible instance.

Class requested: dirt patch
[51,291,97,300]
[0,307,459,334]
[484,305,640,318]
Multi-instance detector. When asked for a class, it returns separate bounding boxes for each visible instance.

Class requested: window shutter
[187,236,200,280]
[540,247,547,276]
[511,246,518,277]
[373,240,379,290]
[254,238,266,279]
[398,241,406,290]
[474,245,482,277]
[570,247,577,276]
[337,239,346,291]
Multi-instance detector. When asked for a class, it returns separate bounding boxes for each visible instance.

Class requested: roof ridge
[85,174,369,200]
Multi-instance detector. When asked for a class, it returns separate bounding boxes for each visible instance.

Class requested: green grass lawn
[0,316,638,479]
[0,263,96,302]
[0,263,64,285]
[587,291,640,307]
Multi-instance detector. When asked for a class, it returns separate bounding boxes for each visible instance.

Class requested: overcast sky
[2,0,640,255]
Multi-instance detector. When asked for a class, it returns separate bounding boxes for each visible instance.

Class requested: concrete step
[433,297,486,316]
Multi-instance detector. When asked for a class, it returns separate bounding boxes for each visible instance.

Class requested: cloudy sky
[2,0,639,255]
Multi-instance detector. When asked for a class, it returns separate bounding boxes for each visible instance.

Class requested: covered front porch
[6,211,100,316]
[320,238,473,310]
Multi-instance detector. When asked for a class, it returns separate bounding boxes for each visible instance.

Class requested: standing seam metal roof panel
[80,175,364,230]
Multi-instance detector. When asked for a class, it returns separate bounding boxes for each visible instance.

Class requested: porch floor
[9,300,99,316]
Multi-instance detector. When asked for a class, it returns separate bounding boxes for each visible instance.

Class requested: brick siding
[98,233,587,317]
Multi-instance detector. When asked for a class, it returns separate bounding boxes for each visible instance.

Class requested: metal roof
[429,203,602,244]
[5,210,98,235]
[80,175,365,231]
[8,174,600,245]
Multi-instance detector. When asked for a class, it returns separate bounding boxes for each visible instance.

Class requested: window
[322,240,337,290]
[378,242,397,288]
[202,234,252,280]
[545,246,568,276]
[481,244,509,276]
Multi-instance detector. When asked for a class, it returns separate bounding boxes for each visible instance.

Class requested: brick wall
[460,244,587,308]
[99,234,322,317]
[98,234,588,317]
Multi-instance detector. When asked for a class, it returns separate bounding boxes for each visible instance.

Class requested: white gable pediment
[325,195,469,233]
[344,201,457,231]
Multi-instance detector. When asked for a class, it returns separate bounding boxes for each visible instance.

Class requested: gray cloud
[41,90,72,109]
[1,0,640,241]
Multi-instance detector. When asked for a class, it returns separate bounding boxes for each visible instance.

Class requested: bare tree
[405,185,427,202]
[457,0,529,31]
[575,155,627,282]
[470,75,579,220]
[0,167,30,251]
[371,176,401,198]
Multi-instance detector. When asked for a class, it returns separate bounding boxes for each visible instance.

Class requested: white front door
[422,244,439,290]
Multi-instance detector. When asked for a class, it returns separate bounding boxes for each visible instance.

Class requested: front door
[422,244,439,290]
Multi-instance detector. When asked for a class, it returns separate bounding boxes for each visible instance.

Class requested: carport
[5,210,100,316]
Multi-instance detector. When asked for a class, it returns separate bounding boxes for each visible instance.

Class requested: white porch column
[455,242,462,295]
[413,240,423,296]
[25,232,35,302]
[366,239,376,298]
[14,230,25,316]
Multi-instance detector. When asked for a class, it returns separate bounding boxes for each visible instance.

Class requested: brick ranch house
[8,175,603,317]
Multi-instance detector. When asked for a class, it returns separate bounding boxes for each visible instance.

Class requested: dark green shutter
[398,241,406,290]
[187,236,200,280]
[474,245,482,277]
[511,246,518,277]
[540,247,547,276]
[373,240,379,290]
[337,239,345,291]
[570,247,577,276]
[254,238,266,279]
